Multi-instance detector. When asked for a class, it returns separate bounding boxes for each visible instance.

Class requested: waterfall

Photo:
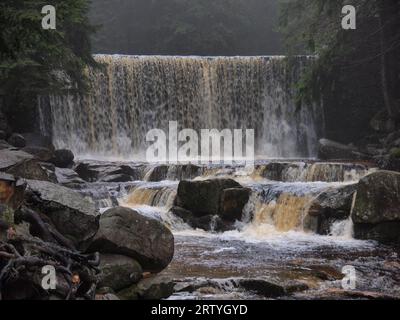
[38,55,323,160]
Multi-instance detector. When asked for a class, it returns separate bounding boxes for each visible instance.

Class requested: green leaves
[0,0,95,97]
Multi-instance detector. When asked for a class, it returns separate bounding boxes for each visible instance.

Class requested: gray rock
[144,165,169,182]
[99,173,133,183]
[7,133,26,148]
[352,171,400,224]
[99,254,143,291]
[304,183,357,234]
[21,133,54,150]
[6,159,57,182]
[75,161,142,182]
[22,146,54,162]
[145,164,202,182]
[0,149,33,171]
[55,168,86,187]
[0,130,6,140]
[0,149,55,181]
[220,188,251,221]
[171,207,228,232]
[0,140,11,150]
[176,179,242,217]
[25,179,99,249]
[318,139,368,160]
[98,293,120,300]
[238,278,287,297]
[352,171,400,243]
[51,149,74,168]
[88,207,174,272]
[173,179,250,231]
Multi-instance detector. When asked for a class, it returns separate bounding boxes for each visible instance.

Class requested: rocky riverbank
[1,130,400,300]
[0,136,175,300]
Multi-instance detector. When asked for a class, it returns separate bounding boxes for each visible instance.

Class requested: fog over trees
[89,0,283,55]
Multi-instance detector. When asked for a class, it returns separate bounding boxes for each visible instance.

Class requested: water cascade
[39,55,322,159]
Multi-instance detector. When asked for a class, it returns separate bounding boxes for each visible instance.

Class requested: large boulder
[176,179,244,217]
[304,183,357,234]
[174,179,250,231]
[0,149,55,182]
[318,139,368,160]
[98,254,143,292]
[7,133,26,148]
[88,207,174,272]
[51,149,75,168]
[24,179,99,248]
[351,171,400,243]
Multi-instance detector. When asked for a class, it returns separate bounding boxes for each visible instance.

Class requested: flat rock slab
[25,179,99,248]
[0,149,33,171]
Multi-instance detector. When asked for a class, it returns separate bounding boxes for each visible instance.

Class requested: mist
[89,0,283,55]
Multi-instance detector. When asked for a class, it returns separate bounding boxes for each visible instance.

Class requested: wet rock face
[318,138,368,160]
[22,146,54,162]
[118,276,175,300]
[55,168,86,187]
[98,254,143,292]
[7,133,26,148]
[256,161,371,183]
[352,171,400,243]
[7,159,57,183]
[0,149,33,171]
[88,207,174,272]
[174,179,250,231]
[145,164,203,182]
[220,188,251,221]
[51,149,74,168]
[145,165,169,182]
[24,179,99,249]
[176,179,242,216]
[0,149,56,182]
[304,183,357,235]
[75,161,141,183]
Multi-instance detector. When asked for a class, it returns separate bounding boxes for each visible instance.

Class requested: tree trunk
[378,0,400,125]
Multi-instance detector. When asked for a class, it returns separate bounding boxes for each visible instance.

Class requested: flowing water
[38,55,322,159]
[38,55,400,299]
[73,161,400,300]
